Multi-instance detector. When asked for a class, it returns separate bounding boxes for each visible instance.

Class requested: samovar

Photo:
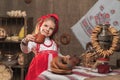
[98,24,113,50]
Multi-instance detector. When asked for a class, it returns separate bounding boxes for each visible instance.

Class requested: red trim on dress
[42,40,53,47]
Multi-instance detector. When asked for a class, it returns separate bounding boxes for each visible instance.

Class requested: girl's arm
[20,38,31,53]
[20,34,36,53]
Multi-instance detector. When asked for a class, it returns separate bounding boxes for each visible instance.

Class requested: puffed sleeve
[20,39,36,53]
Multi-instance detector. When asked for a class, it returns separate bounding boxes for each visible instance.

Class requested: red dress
[25,42,58,80]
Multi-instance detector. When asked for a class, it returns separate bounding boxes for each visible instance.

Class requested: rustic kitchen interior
[0,0,120,80]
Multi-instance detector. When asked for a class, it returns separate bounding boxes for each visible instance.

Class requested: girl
[20,14,68,80]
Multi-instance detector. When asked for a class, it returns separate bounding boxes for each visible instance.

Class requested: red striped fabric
[37,66,120,80]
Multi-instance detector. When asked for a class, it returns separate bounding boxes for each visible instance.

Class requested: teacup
[35,33,45,44]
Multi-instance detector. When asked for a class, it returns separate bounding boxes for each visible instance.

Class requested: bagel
[60,33,70,45]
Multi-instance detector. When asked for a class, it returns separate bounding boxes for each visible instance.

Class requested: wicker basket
[0,62,13,80]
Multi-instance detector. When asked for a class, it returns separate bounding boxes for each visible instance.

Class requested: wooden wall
[0,0,98,56]
[51,0,98,56]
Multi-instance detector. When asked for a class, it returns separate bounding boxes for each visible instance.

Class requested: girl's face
[40,20,55,37]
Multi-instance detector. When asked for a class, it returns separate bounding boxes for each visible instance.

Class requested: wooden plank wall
[0,0,98,56]
[51,0,98,56]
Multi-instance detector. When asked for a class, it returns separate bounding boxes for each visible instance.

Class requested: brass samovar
[98,24,113,50]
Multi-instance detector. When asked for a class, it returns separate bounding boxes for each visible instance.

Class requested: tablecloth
[37,66,120,80]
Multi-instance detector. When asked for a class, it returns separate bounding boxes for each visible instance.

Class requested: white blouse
[20,37,58,53]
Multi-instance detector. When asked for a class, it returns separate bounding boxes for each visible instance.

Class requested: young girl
[20,14,68,80]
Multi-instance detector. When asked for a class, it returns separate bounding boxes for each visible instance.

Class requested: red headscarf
[35,14,59,35]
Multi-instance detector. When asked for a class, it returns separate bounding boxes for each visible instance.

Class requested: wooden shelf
[0,17,33,80]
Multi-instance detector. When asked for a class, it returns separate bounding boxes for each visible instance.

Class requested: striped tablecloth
[37,66,120,80]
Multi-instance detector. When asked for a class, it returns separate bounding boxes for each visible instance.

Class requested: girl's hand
[25,34,36,42]
[21,34,36,46]
[65,55,71,59]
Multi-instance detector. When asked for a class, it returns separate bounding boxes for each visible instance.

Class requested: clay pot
[17,53,29,66]
[35,33,45,44]
[18,53,24,66]
[2,53,18,66]
[4,54,18,62]
[0,27,7,40]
